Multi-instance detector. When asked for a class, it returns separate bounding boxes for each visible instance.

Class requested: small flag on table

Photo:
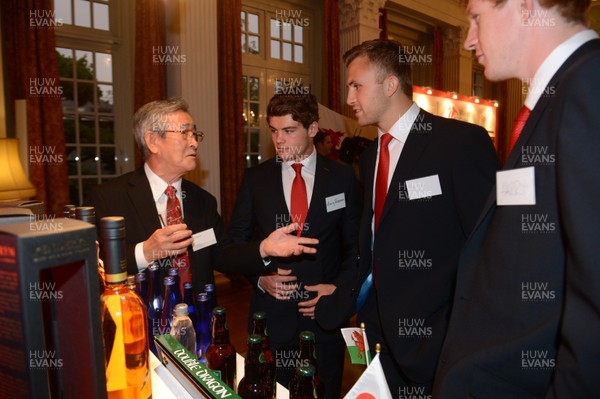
[341,323,371,365]
[343,344,392,399]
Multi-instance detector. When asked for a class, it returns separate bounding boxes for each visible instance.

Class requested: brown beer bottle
[206,306,237,390]
[252,312,276,390]
[298,331,324,398]
[289,365,320,399]
[237,334,274,399]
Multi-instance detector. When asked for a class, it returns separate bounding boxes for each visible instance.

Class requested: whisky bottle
[206,306,236,390]
[252,312,276,391]
[298,331,323,398]
[289,365,320,399]
[100,216,152,399]
[75,206,105,292]
[237,334,274,399]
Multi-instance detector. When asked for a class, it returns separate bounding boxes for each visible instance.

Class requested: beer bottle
[205,306,236,390]
[237,334,274,399]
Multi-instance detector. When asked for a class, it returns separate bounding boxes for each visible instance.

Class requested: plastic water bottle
[170,303,197,354]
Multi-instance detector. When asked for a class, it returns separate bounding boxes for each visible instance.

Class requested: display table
[150,351,289,398]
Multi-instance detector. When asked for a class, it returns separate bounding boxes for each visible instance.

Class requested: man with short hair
[227,93,361,398]
[433,1,600,397]
[344,39,498,395]
[314,130,333,157]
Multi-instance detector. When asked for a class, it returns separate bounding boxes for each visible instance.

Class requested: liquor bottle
[195,292,211,363]
[75,206,105,292]
[170,303,197,354]
[237,334,274,399]
[183,282,197,330]
[252,312,276,391]
[160,276,177,335]
[289,365,320,399]
[99,216,152,399]
[298,331,323,398]
[168,267,183,305]
[147,264,162,354]
[136,272,148,304]
[206,306,236,390]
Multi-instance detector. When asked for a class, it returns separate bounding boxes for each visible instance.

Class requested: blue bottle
[195,292,212,363]
[160,276,177,335]
[169,267,183,305]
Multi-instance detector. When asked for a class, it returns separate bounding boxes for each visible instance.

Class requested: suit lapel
[127,168,162,238]
[380,110,433,224]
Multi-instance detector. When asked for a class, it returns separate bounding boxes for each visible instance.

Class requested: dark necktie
[290,163,308,236]
[508,106,531,154]
[165,185,191,293]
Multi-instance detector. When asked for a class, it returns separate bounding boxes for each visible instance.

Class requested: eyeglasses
[163,129,205,142]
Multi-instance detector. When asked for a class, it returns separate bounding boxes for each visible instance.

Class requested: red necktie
[374,133,393,231]
[165,185,191,292]
[508,106,531,154]
[290,163,308,236]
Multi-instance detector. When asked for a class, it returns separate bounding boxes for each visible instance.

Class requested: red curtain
[217,0,244,226]
[134,0,167,167]
[434,27,444,90]
[1,0,69,216]
[324,0,341,113]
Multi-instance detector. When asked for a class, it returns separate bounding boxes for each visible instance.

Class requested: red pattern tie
[290,163,308,236]
[508,106,531,155]
[374,133,393,231]
[165,185,191,293]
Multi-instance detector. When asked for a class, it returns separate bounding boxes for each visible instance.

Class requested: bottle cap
[197,292,209,302]
[296,364,315,377]
[253,311,266,320]
[247,334,262,344]
[204,283,215,293]
[183,282,193,290]
[136,272,146,282]
[174,303,189,316]
[100,216,125,240]
[299,331,315,341]
[213,306,226,315]
[164,276,176,286]
[63,204,75,218]
[75,206,96,224]
[169,268,179,276]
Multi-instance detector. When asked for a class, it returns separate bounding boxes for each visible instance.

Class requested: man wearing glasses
[86,97,318,295]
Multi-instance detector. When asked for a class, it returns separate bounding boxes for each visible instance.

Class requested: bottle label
[103,295,128,391]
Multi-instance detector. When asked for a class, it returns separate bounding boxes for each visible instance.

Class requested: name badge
[405,174,442,200]
[496,166,536,206]
[192,228,217,251]
[325,193,346,213]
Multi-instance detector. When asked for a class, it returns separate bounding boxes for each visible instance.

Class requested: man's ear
[385,75,400,97]
[308,121,319,138]
[144,131,160,154]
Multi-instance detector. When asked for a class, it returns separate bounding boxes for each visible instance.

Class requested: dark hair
[343,39,413,98]
[484,0,590,24]
[266,94,319,129]
[314,131,330,145]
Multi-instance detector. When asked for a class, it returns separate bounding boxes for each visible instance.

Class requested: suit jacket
[433,39,600,398]
[85,167,263,293]
[227,154,361,344]
[358,109,498,384]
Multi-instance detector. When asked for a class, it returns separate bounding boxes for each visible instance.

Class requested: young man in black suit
[86,98,317,296]
[433,1,600,397]
[227,93,361,398]
[344,39,499,395]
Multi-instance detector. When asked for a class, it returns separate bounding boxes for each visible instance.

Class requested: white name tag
[192,228,217,251]
[496,166,536,206]
[405,175,442,200]
[325,193,346,213]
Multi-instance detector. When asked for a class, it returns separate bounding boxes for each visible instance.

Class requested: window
[242,74,262,167]
[473,70,484,98]
[54,0,133,205]
[270,19,304,63]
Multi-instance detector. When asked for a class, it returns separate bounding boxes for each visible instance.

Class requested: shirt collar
[144,163,183,201]
[525,30,599,110]
[282,145,317,173]
[378,102,420,143]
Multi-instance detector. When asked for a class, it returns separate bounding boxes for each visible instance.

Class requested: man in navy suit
[433,1,600,397]
[86,98,317,295]
[227,93,360,398]
[344,39,499,395]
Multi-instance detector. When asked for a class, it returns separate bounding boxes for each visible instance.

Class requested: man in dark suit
[227,93,360,398]
[433,1,600,397]
[343,39,498,395]
[86,98,317,296]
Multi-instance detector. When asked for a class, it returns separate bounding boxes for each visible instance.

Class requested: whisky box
[0,218,106,398]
